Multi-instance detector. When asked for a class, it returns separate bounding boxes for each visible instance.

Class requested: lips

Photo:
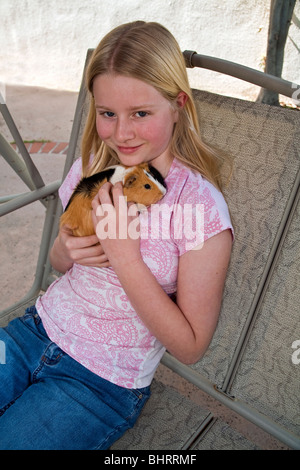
[117,144,143,154]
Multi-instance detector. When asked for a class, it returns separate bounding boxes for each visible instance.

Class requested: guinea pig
[59,163,167,237]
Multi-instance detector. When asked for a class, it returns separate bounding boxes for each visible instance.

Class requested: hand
[91,182,142,271]
[50,224,110,273]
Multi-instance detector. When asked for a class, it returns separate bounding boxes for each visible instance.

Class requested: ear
[124,174,137,188]
[176,91,188,109]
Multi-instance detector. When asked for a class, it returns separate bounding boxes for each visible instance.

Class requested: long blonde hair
[81,21,225,189]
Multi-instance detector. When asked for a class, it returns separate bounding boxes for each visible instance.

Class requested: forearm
[113,259,201,364]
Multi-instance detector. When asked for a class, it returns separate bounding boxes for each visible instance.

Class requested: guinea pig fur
[60,163,167,237]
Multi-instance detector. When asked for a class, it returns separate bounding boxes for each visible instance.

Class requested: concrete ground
[0,85,289,450]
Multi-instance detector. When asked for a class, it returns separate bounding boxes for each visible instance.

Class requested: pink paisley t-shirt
[36,157,233,388]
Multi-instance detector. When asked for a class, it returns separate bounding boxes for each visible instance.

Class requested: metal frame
[183,50,299,99]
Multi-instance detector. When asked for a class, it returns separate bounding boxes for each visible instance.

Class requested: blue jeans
[0,306,150,450]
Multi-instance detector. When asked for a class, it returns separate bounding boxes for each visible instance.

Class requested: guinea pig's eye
[144,184,151,190]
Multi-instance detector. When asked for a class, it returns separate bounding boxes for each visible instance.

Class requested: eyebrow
[95,104,156,110]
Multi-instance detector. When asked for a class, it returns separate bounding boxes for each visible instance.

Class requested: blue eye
[104,111,115,118]
[136,111,148,118]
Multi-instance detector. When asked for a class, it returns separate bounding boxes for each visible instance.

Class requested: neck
[151,154,174,178]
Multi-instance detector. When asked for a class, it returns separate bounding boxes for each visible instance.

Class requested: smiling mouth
[117,144,143,154]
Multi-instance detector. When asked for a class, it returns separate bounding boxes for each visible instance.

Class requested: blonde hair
[81,21,226,189]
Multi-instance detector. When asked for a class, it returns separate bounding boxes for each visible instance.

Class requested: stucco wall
[0,0,299,100]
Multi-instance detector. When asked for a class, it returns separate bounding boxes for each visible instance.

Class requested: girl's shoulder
[165,158,223,204]
[165,158,234,246]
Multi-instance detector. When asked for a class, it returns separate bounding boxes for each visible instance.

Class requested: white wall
[0,0,299,100]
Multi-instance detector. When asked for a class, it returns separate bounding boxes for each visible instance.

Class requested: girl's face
[93,74,183,176]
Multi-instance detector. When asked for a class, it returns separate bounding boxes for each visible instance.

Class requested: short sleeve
[58,158,83,210]
[173,178,234,256]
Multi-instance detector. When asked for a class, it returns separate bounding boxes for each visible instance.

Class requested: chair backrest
[184,88,300,440]
[229,195,300,437]
[190,88,300,379]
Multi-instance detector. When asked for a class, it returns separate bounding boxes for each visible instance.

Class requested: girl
[0,21,233,450]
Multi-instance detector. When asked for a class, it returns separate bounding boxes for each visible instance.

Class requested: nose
[115,117,135,142]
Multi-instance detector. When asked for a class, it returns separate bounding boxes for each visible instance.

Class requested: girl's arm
[92,182,232,364]
[50,225,110,274]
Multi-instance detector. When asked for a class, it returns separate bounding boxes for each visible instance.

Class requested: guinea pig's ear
[124,174,137,188]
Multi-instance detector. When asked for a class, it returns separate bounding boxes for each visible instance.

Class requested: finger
[97,182,113,204]
[91,190,104,216]
[77,234,100,247]
[112,181,124,195]
[66,231,100,249]
[72,243,107,263]
[92,200,104,218]
[111,182,127,210]
[77,257,111,268]
[113,181,123,191]
[80,260,111,268]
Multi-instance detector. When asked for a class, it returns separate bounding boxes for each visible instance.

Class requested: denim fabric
[0,306,150,450]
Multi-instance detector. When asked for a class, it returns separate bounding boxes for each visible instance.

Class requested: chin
[119,156,147,167]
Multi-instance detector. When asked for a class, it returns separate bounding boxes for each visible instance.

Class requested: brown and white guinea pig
[60,163,167,237]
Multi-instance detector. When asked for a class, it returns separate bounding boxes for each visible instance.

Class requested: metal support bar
[0,133,36,190]
[183,51,299,99]
[0,101,45,188]
[40,196,62,291]
[0,180,61,216]
[188,417,218,450]
[182,414,215,450]
[0,192,35,203]
[31,194,59,294]
[0,133,48,208]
